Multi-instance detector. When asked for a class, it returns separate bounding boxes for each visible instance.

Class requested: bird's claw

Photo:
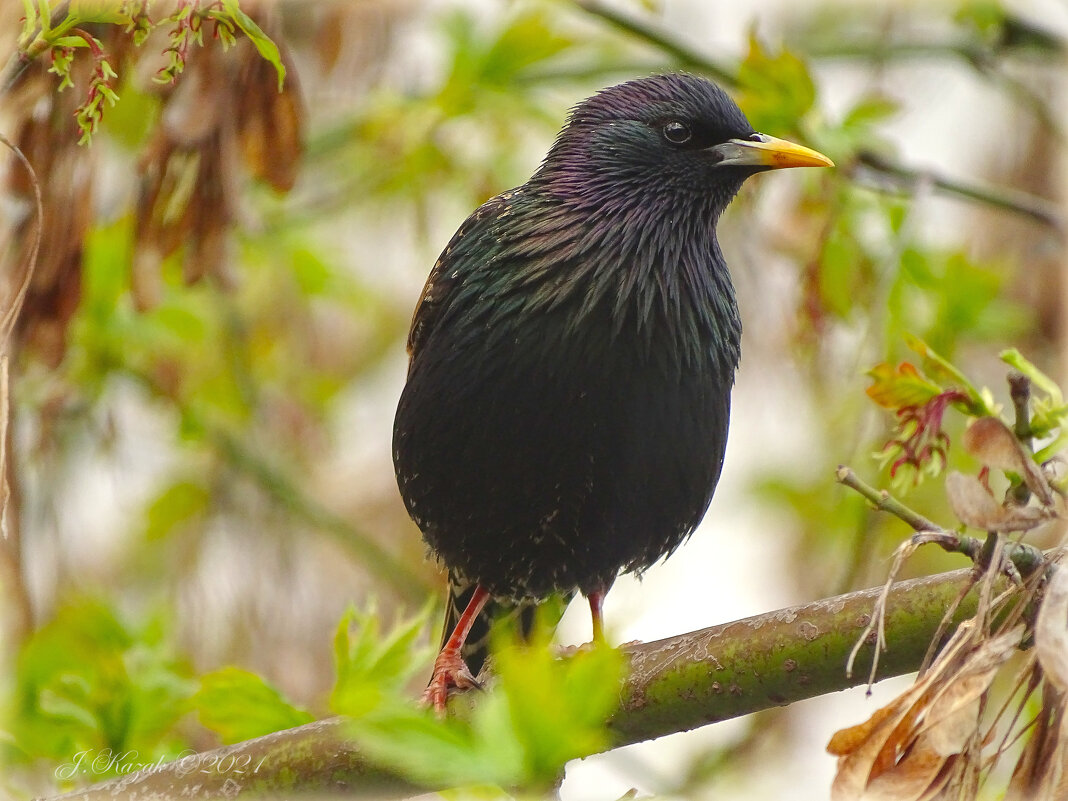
[423,647,481,715]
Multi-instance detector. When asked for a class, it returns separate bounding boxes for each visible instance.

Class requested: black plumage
[392,73,831,709]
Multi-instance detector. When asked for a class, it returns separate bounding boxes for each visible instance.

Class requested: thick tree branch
[51,565,992,800]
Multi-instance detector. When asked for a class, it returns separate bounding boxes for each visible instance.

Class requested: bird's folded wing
[406,192,512,370]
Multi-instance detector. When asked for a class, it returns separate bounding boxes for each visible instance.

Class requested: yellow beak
[712,134,834,170]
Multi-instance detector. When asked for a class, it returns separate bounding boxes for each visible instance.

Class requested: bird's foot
[423,647,481,715]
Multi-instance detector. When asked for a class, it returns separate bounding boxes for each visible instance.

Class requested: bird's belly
[394,344,732,599]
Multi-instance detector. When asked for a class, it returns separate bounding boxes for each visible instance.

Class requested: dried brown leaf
[829,705,903,757]
[830,622,1023,801]
[1005,684,1067,800]
[860,747,951,801]
[133,24,301,298]
[1005,568,1068,798]
[962,417,1053,505]
[237,42,304,191]
[946,471,1003,530]
[1035,565,1068,694]
[944,471,1048,532]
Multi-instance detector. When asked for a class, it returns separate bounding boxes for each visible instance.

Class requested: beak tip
[737,134,834,171]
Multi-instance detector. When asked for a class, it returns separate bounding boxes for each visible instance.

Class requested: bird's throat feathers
[487,178,743,376]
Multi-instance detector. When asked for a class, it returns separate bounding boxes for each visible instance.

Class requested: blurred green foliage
[192,667,313,745]
[330,601,435,719]
[339,612,625,793]
[4,600,194,779]
[3,0,1063,798]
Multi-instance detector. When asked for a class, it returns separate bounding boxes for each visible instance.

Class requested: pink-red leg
[588,587,607,643]
[424,585,491,714]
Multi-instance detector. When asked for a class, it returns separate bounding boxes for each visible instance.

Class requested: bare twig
[852,150,1065,235]
[845,537,916,687]
[975,533,1007,629]
[836,465,943,532]
[836,465,999,563]
[570,0,737,87]
[0,130,42,643]
[1009,372,1033,447]
[0,132,42,345]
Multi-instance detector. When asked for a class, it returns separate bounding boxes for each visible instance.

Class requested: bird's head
[534,73,832,215]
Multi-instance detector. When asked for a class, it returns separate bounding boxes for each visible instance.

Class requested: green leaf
[193,667,313,744]
[480,10,574,82]
[143,480,209,541]
[346,636,624,791]
[737,34,816,133]
[68,0,130,23]
[1000,348,1064,408]
[904,334,991,415]
[351,697,527,789]
[866,361,942,409]
[495,639,623,783]
[219,0,285,90]
[11,599,194,768]
[842,94,899,128]
[330,601,434,718]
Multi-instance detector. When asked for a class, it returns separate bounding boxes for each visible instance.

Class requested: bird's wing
[405,191,513,370]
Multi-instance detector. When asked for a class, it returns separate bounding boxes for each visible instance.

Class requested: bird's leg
[424,584,490,714]
[588,586,608,643]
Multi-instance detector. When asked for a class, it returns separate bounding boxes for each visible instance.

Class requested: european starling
[393,73,832,710]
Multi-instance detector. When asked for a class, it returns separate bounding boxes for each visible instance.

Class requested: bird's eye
[662,121,692,145]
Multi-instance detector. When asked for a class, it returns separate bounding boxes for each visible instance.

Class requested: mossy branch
[50,565,990,801]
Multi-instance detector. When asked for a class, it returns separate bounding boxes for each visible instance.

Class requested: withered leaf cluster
[1006,565,1068,800]
[833,406,1068,801]
[947,416,1059,533]
[829,621,1024,801]
[1,7,304,366]
[135,27,303,308]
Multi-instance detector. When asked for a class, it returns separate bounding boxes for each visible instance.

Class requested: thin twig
[0,132,42,345]
[836,465,942,532]
[852,150,1065,235]
[846,538,914,686]
[917,574,977,677]
[983,650,1040,768]
[570,0,738,87]
[0,131,42,643]
[969,533,1005,643]
[121,368,432,603]
[1009,372,1033,447]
